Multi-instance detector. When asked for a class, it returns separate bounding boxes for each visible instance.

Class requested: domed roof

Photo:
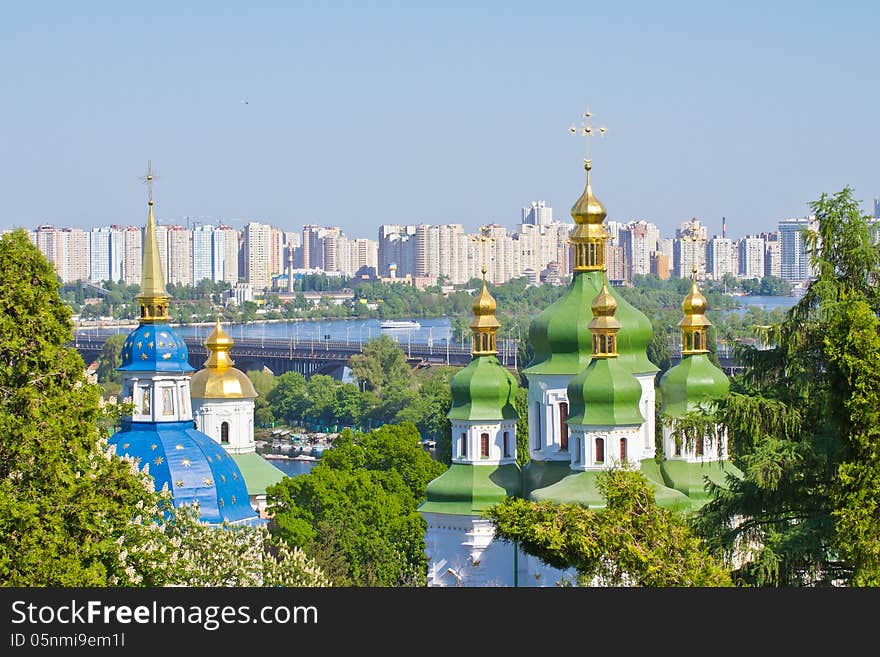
[448,355,518,421]
[420,463,521,516]
[469,277,501,332]
[118,323,194,373]
[190,320,257,399]
[109,420,262,526]
[566,358,645,427]
[659,353,729,418]
[524,270,658,377]
[680,279,710,325]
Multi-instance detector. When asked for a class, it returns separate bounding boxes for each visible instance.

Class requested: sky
[1,1,877,240]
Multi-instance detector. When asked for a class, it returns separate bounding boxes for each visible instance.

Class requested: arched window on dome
[559,402,569,451]
[619,437,627,462]
[693,332,702,351]
[480,433,489,458]
[595,437,605,464]
[221,422,230,444]
[503,431,510,458]
[534,403,542,450]
[459,432,467,458]
[573,436,580,465]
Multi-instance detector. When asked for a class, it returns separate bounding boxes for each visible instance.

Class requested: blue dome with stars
[110,420,263,526]
[119,323,194,373]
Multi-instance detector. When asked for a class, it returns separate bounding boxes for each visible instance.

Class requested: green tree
[95,333,127,385]
[348,335,411,397]
[266,371,308,426]
[694,187,880,586]
[0,230,160,585]
[486,467,732,586]
[268,423,444,586]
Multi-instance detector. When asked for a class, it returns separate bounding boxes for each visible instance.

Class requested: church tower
[658,254,742,505]
[420,266,521,587]
[190,319,286,517]
[110,163,261,526]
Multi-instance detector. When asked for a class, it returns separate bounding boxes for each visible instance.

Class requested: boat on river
[380,319,421,330]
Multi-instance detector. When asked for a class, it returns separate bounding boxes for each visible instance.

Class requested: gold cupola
[189,319,258,399]
[569,160,609,272]
[469,268,501,356]
[136,165,170,323]
[588,282,620,358]
[679,273,711,355]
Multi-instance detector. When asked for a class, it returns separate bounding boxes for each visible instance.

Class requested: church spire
[204,317,235,369]
[588,283,620,358]
[569,111,609,272]
[679,221,710,355]
[135,161,170,323]
[470,266,501,356]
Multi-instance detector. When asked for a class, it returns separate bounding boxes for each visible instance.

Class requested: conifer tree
[694,187,880,586]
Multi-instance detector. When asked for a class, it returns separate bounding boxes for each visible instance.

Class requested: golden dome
[189,319,258,399]
[588,283,621,332]
[679,279,711,328]
[470,274,501,331]
[570,160,608,226]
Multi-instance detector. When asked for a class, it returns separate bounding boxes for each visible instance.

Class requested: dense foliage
[486,467,732,586]
[693,187,880,586]
[268,423,446,586]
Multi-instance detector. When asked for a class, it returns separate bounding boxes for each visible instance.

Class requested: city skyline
[1,2,877,238]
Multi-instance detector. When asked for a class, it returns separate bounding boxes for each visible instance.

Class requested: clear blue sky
[1,1,877,239]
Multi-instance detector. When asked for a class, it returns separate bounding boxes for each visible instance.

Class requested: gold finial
[136,161,170,323]
[469,227,500,356]
[588,283,621,358]
[204,317,235,369]
[568,109,609,272]
[680,220,710,355]
[569,108,607,167]
[685,218,706,280]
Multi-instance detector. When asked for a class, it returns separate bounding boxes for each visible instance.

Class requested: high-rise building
[191,225,215,285]
[153,223,170,284]
[737,235,765,280]
[874,197,879,219]
[270,226,285,279]
[778,216,815,283]
[650,252,670,279]
[707,236,736,280]
[322,227,343,274]
[167,225,193,286]
[63,228,91,284]
[122,226,143,286]
[214,225,240,284]
[377,224,416,278]
[300,224,323,270]
[243,221,272,291]
[522,200,553,225]
[763,232,781,278]
[621,220,659,280]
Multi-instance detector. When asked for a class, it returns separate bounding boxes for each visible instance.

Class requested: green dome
[566,357,645,427]
[419,463,521,516]
[659,353,729,418]
[448,355,519,421]
[524,270,658,377]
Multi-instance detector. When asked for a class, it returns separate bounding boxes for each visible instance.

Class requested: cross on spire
[569,108,607,166]
[471,227,496,278]
[686,218,706,279]
[140,160,158,206]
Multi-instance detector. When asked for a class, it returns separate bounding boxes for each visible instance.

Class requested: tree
[266,371,308,426]
[485,467,732,586]
[693,187,880,586]
[268,423,444,586]
[0,230,161,585]
[95,333,127,385]
[348,335,411,397]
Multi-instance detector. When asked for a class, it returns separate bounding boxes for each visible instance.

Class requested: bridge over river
[71,332,743,379]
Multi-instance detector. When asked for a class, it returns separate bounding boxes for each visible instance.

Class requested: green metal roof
[521,460,574,498]
[658,353,729,418]
[527,459,692,511]
[659,458,744,509]
[566,357,645,427]
[448,355,519,421]
[230,452,287,496]
[419,463,522,516]
[524,270,658,377]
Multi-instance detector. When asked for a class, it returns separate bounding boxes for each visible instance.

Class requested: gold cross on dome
[470,226,496,278]
[569,108,607,166]
[139,160,159,206]
[686,218,707,279]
